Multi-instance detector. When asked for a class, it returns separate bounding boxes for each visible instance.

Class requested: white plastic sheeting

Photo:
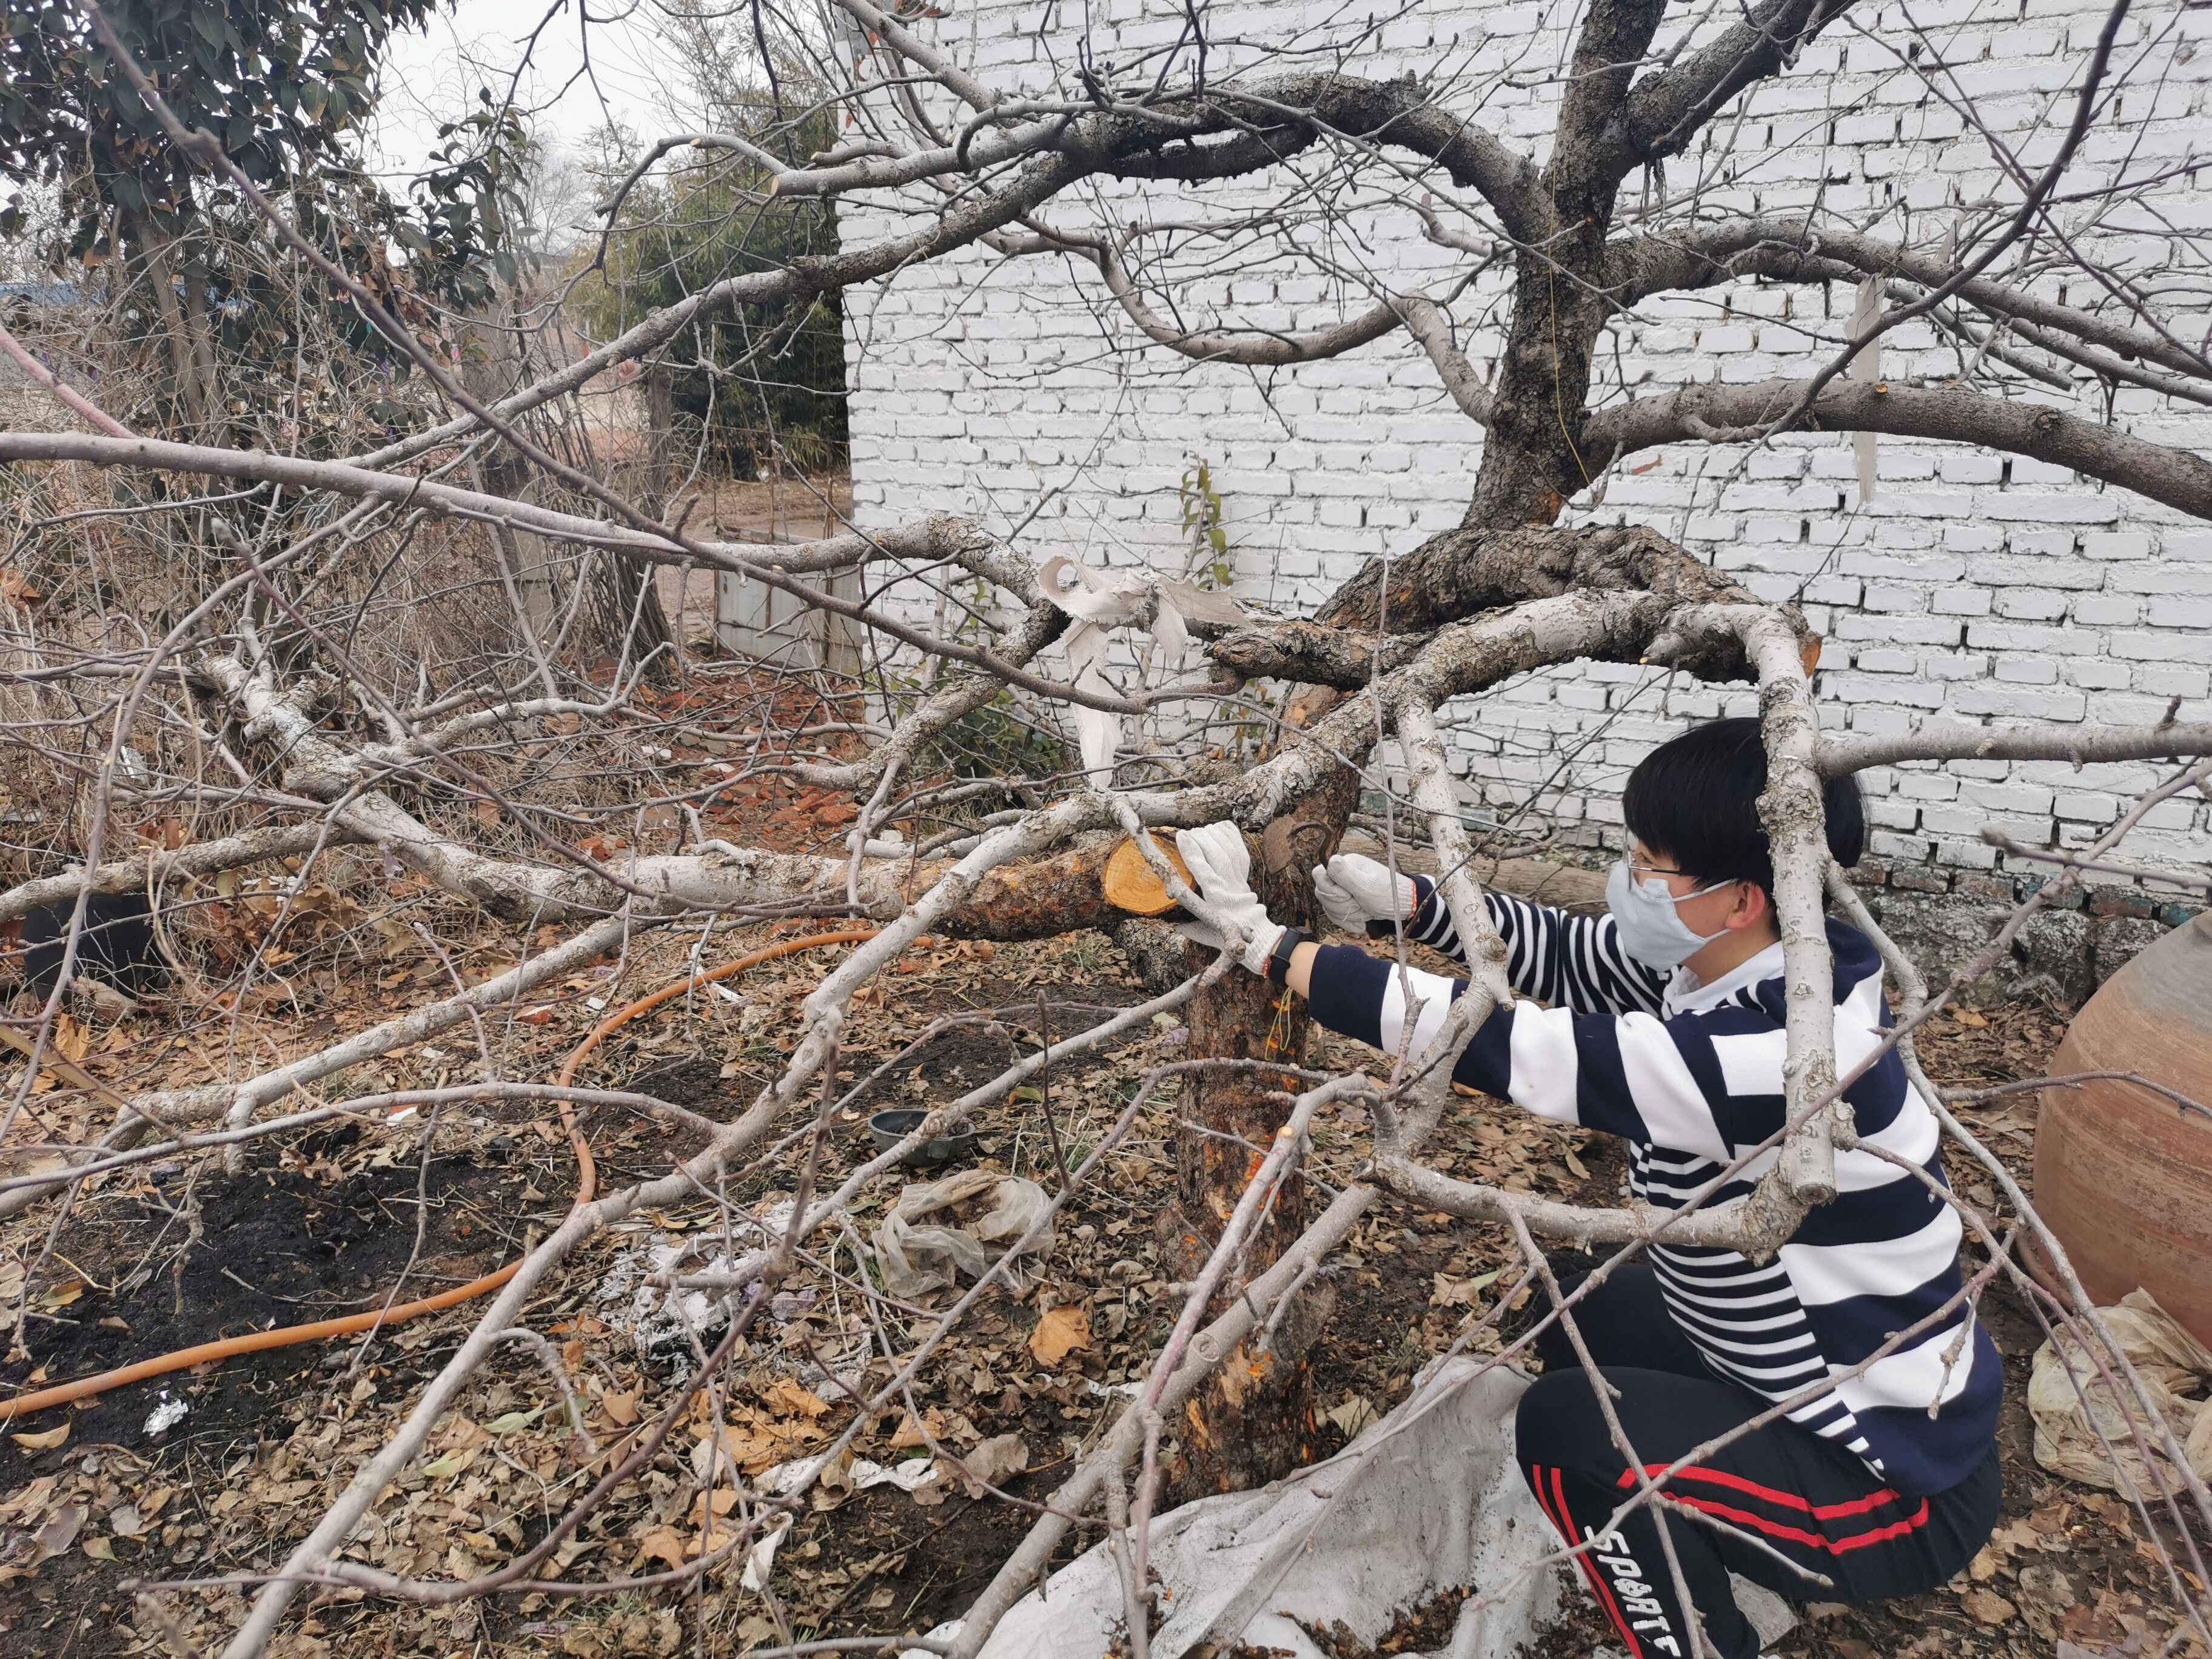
[913,1359,1564,1659]
[904,1354,1799,1659]
[1035,554,1246,784]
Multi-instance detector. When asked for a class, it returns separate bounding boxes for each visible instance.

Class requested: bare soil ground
[0,825,2201,1658]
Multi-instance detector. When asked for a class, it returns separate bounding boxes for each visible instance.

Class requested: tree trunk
[1463,0,1663,532]
[460,305,674,680]
[134,230,210,438]
[1159,769,1359,1504]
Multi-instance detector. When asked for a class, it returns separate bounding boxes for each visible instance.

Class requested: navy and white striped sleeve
[1303,945,1734,1157]
[1392,875,1669,1017]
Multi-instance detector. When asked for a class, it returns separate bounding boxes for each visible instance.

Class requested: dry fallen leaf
[689,1487,740,1530]
[957,1433,1029,1497]
[1962,1587,2018,1625]
[1028,1304,1091,1366]
[632,1527,687,1570]
[0,1476,57,1527]
[53,1015,87,1064]
[421,1445,481,1482]
[699,1419,809,1475]
[10,1423,67,1452]
[890,1407,947,1451]
[765,1379,830,1419]
[600,1389,640,1427]
[1431,1267,1505,1309]
[30,1503,85,1565]
[1325,1395,1379,1438]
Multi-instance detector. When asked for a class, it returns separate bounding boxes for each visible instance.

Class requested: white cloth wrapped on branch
[1036,554,1245,785]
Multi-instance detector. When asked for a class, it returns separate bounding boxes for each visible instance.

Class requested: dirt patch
[1,1135,529,1472]
[0,1133,542,1656]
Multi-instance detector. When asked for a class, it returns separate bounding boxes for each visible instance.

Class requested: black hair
[1621,716,1865,902]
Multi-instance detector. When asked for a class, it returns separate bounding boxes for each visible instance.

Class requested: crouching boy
[1171,717,1999,1659]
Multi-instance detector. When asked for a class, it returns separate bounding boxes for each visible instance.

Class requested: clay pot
[2028,912,2212,1344]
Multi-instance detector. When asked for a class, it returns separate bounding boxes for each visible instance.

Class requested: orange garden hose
[0,929,879,1422]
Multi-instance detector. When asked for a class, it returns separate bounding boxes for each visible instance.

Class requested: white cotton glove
[1172,822,1283,975]
[1310,854,1420,934]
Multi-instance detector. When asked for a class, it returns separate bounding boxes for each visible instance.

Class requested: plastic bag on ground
[909,1361,1559,1659]
[903,1355,1797,1659]
[2029,1287,2212,1496]
[874,1169,1052,1299]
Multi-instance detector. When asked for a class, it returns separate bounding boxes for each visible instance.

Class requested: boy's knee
[1530,1269,1595,1371]
[1515,1368,1612,1470]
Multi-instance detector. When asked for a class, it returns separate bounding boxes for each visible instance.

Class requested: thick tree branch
[1310,520,1758,635]
[1093,240,1409,366]
[1584,377,2212,521]
[0,823,370,924]
[1551,0,1672,190]
[1392,295,1496,426]
[1818,719,2212,775]
[1626,0,1863,164]
[1370,1149,1811,1249]
[773,73,1549,243]
[1614,218,2210,383]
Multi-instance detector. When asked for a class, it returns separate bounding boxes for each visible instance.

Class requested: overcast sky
[367,0,688,180]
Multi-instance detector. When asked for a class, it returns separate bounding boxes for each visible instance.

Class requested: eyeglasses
[1627,856,1740,896]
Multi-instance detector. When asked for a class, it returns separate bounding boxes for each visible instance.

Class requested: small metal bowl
[868,1108,977,1167]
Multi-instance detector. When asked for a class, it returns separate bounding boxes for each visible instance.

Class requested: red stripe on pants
[1533,1463,1647,1659]
[1615,1460,1908,1521]
[1667,1490,1934,1553]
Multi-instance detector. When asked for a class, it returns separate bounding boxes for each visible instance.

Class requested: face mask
[1605,858,1737,970]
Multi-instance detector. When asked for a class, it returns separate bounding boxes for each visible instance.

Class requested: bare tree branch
[1585,375,2212,520]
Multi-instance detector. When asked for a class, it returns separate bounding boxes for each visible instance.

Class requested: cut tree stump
[1100,835,1195,917]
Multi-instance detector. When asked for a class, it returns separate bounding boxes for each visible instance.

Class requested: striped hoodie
[1304,877,2000,1499]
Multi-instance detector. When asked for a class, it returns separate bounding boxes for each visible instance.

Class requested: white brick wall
[836,0,2212,880]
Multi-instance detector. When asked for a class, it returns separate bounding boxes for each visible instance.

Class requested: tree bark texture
[1159,768,1360,1504]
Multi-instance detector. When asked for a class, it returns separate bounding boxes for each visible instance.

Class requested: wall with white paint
[834,0,2212,902]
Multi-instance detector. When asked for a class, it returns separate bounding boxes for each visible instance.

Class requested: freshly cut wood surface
[1102,836,1195,916]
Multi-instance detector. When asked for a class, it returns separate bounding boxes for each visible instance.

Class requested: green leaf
[486,1405,548,1435]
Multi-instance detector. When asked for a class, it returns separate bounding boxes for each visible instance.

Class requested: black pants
[1513,1264,1999,1659]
